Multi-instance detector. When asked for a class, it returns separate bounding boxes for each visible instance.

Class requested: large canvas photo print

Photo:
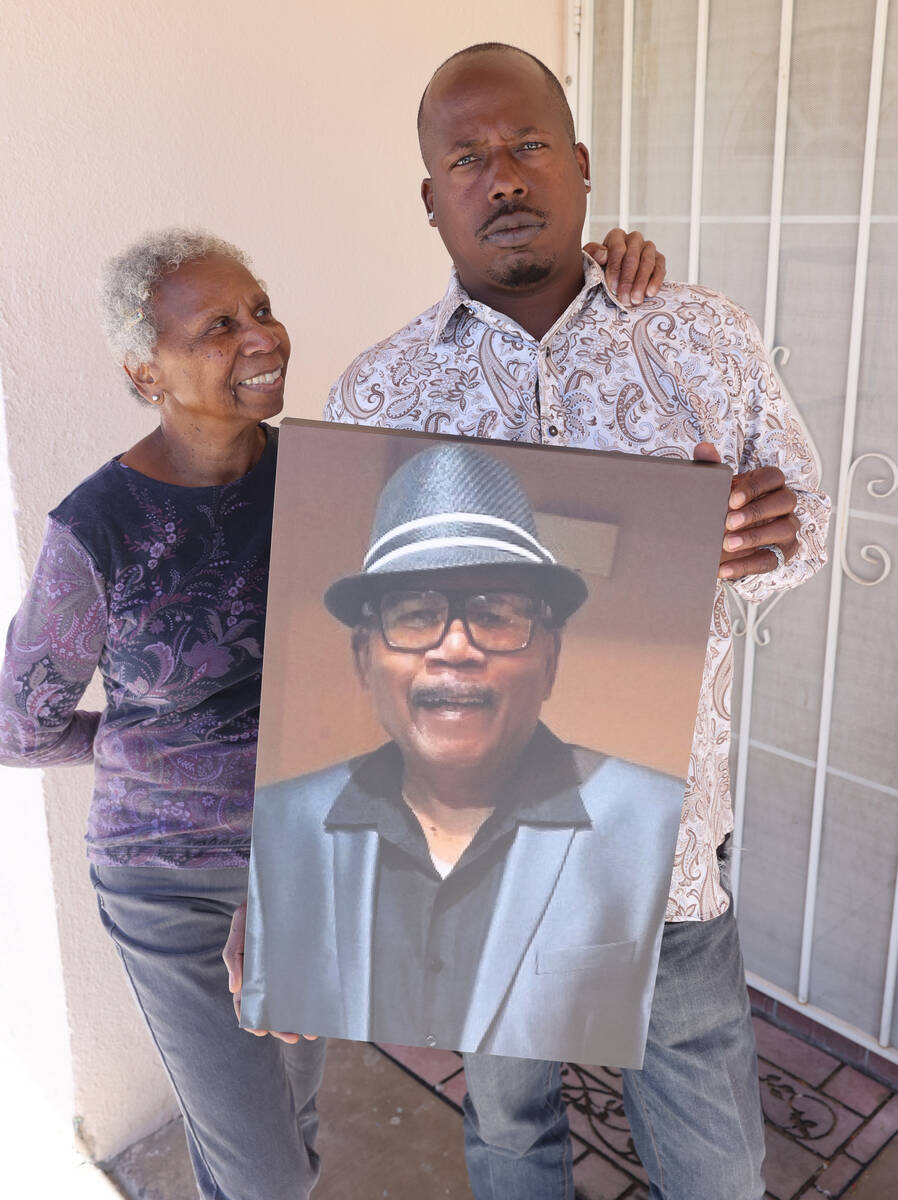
[241,419,731,1066]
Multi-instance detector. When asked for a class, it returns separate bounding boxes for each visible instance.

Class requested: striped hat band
[363,512,557,573]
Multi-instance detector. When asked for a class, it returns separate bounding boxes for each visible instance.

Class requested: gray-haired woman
[0,229,326,1199]
[0,225,663,1199]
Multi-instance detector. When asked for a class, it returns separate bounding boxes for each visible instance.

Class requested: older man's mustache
[411,684,497,709]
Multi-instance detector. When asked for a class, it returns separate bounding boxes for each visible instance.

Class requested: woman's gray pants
[92,864,326,1200]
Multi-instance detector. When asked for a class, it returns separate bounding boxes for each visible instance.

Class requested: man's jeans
[461,854,766,1200]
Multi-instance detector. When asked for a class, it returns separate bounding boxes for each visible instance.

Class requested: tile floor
[105,1014,898,1199]
[379,1015,898,1199]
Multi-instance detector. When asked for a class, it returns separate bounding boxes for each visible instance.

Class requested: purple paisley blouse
[0,425,279,867]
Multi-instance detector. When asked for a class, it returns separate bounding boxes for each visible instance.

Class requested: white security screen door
[574,0,898,1060]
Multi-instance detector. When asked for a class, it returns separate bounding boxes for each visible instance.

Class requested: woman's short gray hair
[100,228,253,400]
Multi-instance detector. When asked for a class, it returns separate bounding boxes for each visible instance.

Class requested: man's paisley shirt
[325,258,830,920]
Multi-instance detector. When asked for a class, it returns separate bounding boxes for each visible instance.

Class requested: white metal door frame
[567,0,898,1061]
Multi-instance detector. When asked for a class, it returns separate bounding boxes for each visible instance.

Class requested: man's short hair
[417,42,576,164]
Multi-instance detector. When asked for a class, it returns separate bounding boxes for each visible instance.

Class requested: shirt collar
[324,722,591,832]
[429,252,629,347]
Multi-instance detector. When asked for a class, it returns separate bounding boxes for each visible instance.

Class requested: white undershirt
[429,851,454,879]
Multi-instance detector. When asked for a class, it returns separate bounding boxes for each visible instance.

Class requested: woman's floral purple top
[0,425,280,867]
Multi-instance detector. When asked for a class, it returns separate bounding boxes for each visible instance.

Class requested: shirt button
[427,958,444,974]
[425,1034,438,1048]
[547,424,559,437]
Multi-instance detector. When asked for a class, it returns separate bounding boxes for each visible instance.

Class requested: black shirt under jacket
[324,722,591,1051]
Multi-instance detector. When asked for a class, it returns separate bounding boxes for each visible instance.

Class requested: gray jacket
[241,737,684,1066]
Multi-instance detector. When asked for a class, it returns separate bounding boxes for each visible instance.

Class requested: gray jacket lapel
[332,828,379,1038]
[460,824,575,1049]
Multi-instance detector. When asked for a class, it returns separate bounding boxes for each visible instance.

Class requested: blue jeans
[92,865,326,1200]
[461,861,766,1200]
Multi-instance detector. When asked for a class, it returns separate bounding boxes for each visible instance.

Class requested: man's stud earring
[428,212,435,221]
[584,178,591,188]
[152,394,160,403]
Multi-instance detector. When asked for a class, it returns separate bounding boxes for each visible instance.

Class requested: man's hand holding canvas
[693,442,801,580]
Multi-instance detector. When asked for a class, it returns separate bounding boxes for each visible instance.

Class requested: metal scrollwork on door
[839,452,897,587]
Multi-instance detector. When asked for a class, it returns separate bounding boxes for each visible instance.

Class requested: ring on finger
[763,544,786,571]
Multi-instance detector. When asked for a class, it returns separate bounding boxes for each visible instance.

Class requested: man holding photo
[230,41,830,1200]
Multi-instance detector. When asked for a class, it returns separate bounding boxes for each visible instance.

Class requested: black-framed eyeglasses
[368,589,552,653]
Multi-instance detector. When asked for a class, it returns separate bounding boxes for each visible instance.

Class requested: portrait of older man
[240,440,686,1066]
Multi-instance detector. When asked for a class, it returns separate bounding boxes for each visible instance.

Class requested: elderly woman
[0,230,326,1199]
[0,226,663,1200]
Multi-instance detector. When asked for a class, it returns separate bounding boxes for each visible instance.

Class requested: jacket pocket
[535,939,637,975]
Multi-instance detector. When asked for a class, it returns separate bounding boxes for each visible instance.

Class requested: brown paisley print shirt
[325,256,830,920]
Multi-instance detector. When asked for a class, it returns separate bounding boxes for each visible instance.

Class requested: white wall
[0,0,567,1160]
[0,375,74,1154]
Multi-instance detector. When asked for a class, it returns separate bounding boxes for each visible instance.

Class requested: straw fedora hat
[324,443,588,626]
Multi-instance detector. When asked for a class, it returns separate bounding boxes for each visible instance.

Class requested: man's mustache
[411,683,497,708]
[476,204,550,239]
